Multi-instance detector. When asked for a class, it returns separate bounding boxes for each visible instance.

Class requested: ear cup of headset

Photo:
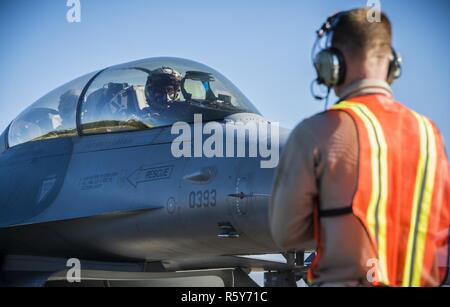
[314,47,346,87]
[387,49,402,84]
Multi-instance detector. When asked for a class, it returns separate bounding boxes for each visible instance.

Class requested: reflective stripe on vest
[403,112,438,287]
[333,101,390,285]
[327,98,449,287]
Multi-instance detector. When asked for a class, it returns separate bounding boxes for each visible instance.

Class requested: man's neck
[337,79,393,101]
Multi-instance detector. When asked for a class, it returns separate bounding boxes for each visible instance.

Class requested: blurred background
[0,0,449,139]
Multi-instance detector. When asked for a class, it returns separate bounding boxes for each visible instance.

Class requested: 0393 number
[189,190,217,208]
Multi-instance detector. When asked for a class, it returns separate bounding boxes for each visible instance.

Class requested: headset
[311,11,402,100]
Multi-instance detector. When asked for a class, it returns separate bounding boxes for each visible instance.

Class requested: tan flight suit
[270,80,394,286]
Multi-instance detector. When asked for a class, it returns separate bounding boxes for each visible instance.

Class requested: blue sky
[0,0,449,140]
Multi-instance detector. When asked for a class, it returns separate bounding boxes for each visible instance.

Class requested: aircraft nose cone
[278,126,291,154]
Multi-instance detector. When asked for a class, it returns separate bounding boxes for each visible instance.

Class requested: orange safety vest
[308,94,450,287]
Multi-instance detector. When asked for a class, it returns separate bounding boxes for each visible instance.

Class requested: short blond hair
[332,8,392,59]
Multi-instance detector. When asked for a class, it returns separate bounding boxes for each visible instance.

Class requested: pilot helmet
[146,67,182,104]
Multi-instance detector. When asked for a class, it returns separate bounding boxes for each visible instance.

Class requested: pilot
[145,67,182,106]
[57,89,80,130]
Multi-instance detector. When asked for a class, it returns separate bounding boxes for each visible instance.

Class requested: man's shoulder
[291,109,355,141]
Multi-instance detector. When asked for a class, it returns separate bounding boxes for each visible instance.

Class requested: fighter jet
[0,57,303,287]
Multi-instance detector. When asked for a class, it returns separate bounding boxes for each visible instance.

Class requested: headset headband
[316,11,348,39]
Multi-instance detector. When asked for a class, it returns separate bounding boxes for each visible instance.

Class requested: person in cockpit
[145,67,183,106]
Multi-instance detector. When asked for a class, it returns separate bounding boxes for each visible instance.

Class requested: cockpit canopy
[8,57,260,147]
